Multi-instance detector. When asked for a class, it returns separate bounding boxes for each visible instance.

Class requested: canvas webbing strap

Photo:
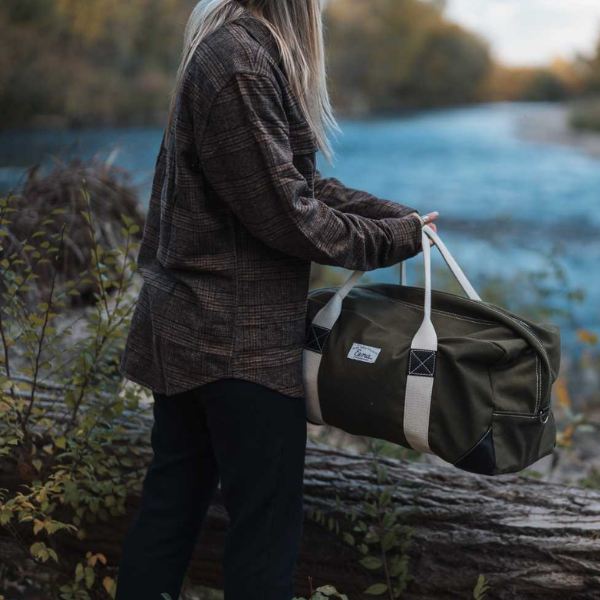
[402,226,481,451]
[402,227,437,452]
[303,270,364,424]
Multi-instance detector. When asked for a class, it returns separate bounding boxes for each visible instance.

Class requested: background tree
[324,0,491,114]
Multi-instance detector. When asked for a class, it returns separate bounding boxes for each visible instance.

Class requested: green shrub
[0,180,146,598]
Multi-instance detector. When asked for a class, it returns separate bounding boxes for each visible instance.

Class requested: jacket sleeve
[314,169,420,220]
[136,131,167,272]
[197,71,422,272]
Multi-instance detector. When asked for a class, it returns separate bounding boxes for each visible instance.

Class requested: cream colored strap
[402,224,482,453]
[303,270,364,423]
[424,227,481,301]
[401,261,407,286]
[402,226,437,453]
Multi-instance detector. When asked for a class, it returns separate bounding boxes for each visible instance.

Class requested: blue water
[1,102,598,345]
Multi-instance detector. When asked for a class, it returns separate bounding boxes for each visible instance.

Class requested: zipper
[494,406,550,423]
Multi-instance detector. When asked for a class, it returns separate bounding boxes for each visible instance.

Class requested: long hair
[165,0,339,163]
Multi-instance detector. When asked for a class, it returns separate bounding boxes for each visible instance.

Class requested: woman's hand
[422,211,439,239]
[423,210,440,233]
[408,211,439,246]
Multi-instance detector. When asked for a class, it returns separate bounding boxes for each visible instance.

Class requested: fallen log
[2,391,600,599]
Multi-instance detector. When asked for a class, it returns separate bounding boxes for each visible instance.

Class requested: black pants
[115,377,307,600]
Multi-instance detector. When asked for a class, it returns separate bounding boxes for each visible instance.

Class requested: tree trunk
[2,392,600,599]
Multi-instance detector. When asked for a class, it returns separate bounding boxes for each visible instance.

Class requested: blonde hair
[165,0,339,164]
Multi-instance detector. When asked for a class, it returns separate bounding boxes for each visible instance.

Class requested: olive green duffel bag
[302,225,560,476]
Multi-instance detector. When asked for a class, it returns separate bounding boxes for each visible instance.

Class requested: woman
[116,0,439,598]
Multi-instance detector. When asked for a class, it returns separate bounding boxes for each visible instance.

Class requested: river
[1,102,598,347]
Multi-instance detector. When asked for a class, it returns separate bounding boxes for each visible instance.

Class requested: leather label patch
[347,342,381,364]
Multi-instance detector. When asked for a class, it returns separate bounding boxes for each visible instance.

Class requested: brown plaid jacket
[119,9,423,398]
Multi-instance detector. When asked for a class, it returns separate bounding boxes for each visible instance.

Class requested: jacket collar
[234,10,282,65]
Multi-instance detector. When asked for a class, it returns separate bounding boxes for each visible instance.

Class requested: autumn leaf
[577,329,598,346]
[554,377,572,409]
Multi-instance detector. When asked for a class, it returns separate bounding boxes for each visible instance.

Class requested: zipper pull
[538,406,550,424]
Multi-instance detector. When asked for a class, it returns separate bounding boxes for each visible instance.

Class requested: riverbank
[516,102,600,158]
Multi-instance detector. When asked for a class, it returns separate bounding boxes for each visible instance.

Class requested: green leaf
[103,577,117,596]
[388,555,408,578]
[382,530,396,551]
[33,519,45,535]
[85,566,95,588]
[379,489,392,507]
[47,547,58,563]
[316,585,339,596]
[364,530,380,544]
[364,583,388,595]
[382,512,396,529]
[30,541,50,562]
[473,574,490,599]
[360,556,383,570]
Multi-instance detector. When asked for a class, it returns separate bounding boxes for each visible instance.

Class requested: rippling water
[1,102,598,345]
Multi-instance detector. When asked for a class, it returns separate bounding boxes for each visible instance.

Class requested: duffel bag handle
[400,228,481,301]
[314,225,481,331]
[419,226,481,301]
[403,224,440,453]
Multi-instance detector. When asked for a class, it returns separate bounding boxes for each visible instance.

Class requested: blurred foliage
[570,99,600,131]
[481,59,586,104]
[1,0,494,126]
[567,35,600,132]
[3,0,596,128]
[581,36,600,95]
[0,0,194,127]
[324,0,492,114]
